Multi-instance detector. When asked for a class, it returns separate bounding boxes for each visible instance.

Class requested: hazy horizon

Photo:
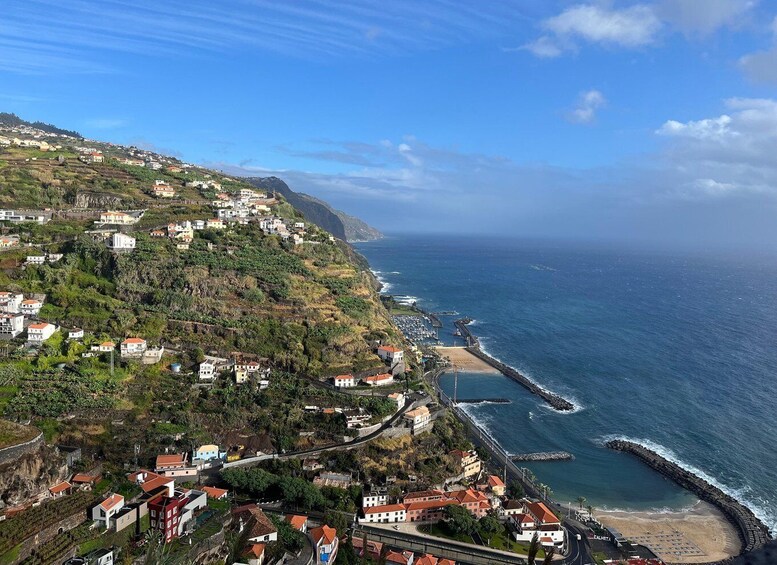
[5,1,777,249]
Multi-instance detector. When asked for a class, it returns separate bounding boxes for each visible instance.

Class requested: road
[562,519,593,565]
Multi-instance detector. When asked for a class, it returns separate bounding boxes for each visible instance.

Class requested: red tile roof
[487,475,505,488]
[49,481,71,494]
[100,493,124,511]
[122,337,146,344]
[202,486,228,499]
[71,473,99,483]
[243,543,265,558]
[310,524,337,546]
[526,501,559,525]
[285,514,307,530]
[156,453,186,468]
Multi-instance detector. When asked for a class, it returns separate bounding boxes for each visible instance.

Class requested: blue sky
[4,0,777,248]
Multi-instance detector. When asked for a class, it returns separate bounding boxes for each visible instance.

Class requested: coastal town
[0,118,771,565]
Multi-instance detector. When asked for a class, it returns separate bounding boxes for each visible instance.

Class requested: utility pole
[453,365,458,405]
[110,348,114,376]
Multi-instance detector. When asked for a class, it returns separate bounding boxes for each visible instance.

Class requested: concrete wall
[0,432,43,466]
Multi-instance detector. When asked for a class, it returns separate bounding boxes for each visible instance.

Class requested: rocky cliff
[0,444,68,507]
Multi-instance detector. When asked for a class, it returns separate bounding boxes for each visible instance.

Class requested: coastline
[597,502,740,564]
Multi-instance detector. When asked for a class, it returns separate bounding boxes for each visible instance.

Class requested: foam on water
[601,435,776,532]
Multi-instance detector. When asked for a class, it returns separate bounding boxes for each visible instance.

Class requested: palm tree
[576,496,587,510]
[527,532,540,565]
[542,546,555,565]
[587,504,594,518]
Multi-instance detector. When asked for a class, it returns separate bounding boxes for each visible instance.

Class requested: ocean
[355,234,777,531]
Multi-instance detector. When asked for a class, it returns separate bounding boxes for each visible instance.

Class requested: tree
[445,505,477,536]
[508,480,525,499]
[576,496,587,510]
[527,532,540,565]
[324,509,349,533]
[542,545,555,565]
[478,514,502,544]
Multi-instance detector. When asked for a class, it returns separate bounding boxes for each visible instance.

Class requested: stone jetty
[511,451,574,462]
[606,439,772,555]
[463,346,575,411]
[456,398,511,404]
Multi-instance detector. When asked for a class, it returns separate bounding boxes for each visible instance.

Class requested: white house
[310,525,338,565]
[0,292,23,313]
[120,337,147,358]
[27,322,57,343]
[0,313,24,339]
[333,374,356,388]
[403,406,432,435]
[98,341,116,352]
[99,211,137,225]
[359,503,407,524]
[361,373,394,387]
[377,346,403,364]
[206,218,225,229]
[388,392,405,408]
[20,299,43,316]
[361,489,388,509]
[108,232,136,251]
[25,255,46,265]
[92,493,125,529]
[510,501,565,549]
[193,444,221,462]
[68,328,85,340]
[199,361,216,381]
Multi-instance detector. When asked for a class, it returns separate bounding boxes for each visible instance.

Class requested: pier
[454,318,479,347]
[606,439,772,555]
[510,451,574,462]
[464,345,576,412]
[455,398,511,404]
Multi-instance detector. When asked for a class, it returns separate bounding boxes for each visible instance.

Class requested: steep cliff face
[247,177,348,240]
[72,191,124,209]
[0,444,68,507]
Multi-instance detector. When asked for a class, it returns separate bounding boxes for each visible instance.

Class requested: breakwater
[511,451,574,462]
[463,346,575,411]
[456,398,511,404]
[606,440,772,554]
[454,318,479,347]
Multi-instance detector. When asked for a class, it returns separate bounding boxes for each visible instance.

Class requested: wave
[477,339,584,413]
[457,403,509,452]
[599,435,776,532]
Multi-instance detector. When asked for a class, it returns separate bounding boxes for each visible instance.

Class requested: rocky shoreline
[606,439,772,556]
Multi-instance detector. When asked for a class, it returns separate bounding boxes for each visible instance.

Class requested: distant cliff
[323,204,383,242]
[247,176,347,240]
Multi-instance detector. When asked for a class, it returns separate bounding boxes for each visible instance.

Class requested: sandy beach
[434,346,500,373]
[597,501,740,563]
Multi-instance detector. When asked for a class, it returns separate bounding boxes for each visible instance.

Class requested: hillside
[297,191,384,242]
[0,121,410,471]
[247,176,348,240]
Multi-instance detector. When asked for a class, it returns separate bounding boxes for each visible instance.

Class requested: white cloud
[739,16,777,83]
[657,0,757,35]
[656,115,734,140]
[568,89,607,124]
[542,4,662,48]
[519,36,564,58]
[656,97,777,199]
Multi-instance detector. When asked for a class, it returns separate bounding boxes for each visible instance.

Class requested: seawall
[464,346,575,411]
[606,439,772,555]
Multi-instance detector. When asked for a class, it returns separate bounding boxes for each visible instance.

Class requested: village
[0,121,667,565]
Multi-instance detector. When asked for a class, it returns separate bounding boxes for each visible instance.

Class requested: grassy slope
[0,142,405,463]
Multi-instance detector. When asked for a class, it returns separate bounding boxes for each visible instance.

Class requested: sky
[4,0,777,249]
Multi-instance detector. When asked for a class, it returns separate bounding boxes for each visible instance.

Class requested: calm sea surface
[355,235,777,530]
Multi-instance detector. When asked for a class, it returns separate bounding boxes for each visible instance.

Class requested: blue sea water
[355,234,777,531]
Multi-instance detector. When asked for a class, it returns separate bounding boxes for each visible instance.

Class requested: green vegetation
[0,418,38,448]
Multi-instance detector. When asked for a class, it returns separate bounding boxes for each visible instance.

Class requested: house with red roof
[359,503,407,524]
[121,337,147,358]
[351,536,383,561]
[415,555,455,565]
[128,469,175,497]
[155,453,198,479]
[362,373,394,387]
[377,345,404,364]
[202,486,228,500]
[242,543,266,565]
[92,493,124,529]
[333,374,355,388]
[509,500,564,549]
[285,514,308,533]
[487,474,506,496]
[48,481,72,498]
[385,549,414,564]
[310,525,338,565]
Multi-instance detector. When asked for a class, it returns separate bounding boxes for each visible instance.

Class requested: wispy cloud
[1,0,526,74]
[739,16,777,83]
[85,118,128,130]
[567,89,607,124]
